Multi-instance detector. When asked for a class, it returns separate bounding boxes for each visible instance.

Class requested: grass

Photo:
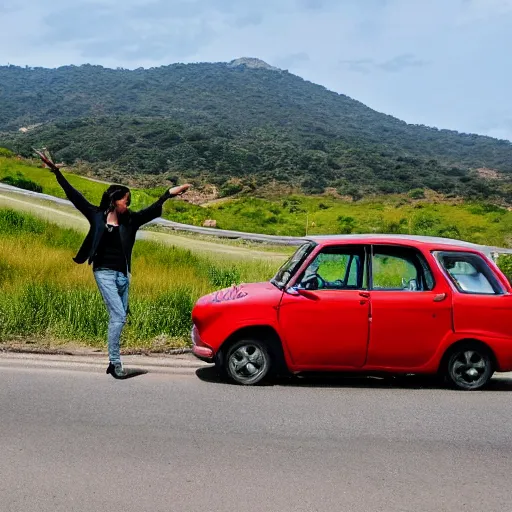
[0,208,275,351]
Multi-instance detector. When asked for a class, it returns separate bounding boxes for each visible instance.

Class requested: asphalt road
[1,363,512,512]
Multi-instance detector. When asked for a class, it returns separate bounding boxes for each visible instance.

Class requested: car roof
[304,234,512,257]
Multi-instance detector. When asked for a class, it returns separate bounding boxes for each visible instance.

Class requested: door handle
[433,293,447,302]
[359,292,370,298]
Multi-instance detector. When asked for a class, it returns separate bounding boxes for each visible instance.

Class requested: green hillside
[0,60,511,200]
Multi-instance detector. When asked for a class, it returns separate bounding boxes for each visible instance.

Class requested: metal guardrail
[0,182,71,206]
[2,182,512,256]
[0,183,306,246]
[148,217,305,245]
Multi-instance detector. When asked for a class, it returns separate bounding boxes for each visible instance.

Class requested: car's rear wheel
[444,343,494,390]
[225,339,271,385]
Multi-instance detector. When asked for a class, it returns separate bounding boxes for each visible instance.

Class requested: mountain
[0,59,511,200]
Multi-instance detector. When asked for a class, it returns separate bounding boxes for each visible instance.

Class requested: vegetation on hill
[0,62,511,200]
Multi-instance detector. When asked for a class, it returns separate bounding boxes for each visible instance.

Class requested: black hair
[99,184,131,214]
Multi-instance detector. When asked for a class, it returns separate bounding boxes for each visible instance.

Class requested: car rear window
[436,251,504,295]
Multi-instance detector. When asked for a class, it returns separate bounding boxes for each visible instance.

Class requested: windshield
[271,242,316,289]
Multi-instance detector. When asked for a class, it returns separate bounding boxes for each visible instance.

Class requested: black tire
[443,342,494,390]
[213,349,228,380]
[224,339,272,385]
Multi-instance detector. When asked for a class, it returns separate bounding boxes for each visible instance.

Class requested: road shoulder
[0,351,210,375]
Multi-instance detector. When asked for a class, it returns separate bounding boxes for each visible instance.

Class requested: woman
[35,150,190,379]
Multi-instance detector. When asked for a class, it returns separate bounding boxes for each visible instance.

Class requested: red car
[191,235,512,390]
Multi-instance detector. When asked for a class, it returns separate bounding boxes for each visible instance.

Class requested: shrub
[384,218,408,234]
[0,208,45,235]
[1,175,43,193]
[497,255,512,283]
[220,182,243,197]
[0,148,14,158]
[408,188,425,199]
[436,225,461,239]
[337,215,357,234]
[412,212,439,234]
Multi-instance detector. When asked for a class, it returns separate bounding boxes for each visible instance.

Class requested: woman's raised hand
[168,184,191,196]
[33,148,60,173]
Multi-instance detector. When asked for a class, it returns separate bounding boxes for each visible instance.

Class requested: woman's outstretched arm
[34,149,96,222]
[131,184,190,229]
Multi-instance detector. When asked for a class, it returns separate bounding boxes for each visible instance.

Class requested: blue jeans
[94,270,130,364]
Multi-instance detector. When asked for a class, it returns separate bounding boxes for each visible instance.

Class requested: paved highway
[1,361,512,512]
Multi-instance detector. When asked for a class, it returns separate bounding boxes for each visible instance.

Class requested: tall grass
[0,209,275,349]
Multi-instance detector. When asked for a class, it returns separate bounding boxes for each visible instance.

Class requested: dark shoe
[106,362,127,379]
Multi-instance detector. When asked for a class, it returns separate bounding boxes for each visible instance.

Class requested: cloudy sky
[1,0,511,140]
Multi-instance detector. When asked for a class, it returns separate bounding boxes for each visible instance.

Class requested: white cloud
[459,0,512,23]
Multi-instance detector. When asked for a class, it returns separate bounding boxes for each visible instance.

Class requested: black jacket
[54,170,172,272]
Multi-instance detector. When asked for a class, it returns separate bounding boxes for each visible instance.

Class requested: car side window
[371,247,434,291]
[437,252,503,295]
[298,247,365,291]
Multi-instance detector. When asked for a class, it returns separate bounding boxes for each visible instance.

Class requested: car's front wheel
[225,339,271,385]
[444,343,494,390]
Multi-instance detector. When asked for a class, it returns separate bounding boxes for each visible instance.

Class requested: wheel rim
[228,343,268,383]
[450,350,489,388]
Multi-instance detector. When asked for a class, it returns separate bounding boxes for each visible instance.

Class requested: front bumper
[191,325,215,363]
